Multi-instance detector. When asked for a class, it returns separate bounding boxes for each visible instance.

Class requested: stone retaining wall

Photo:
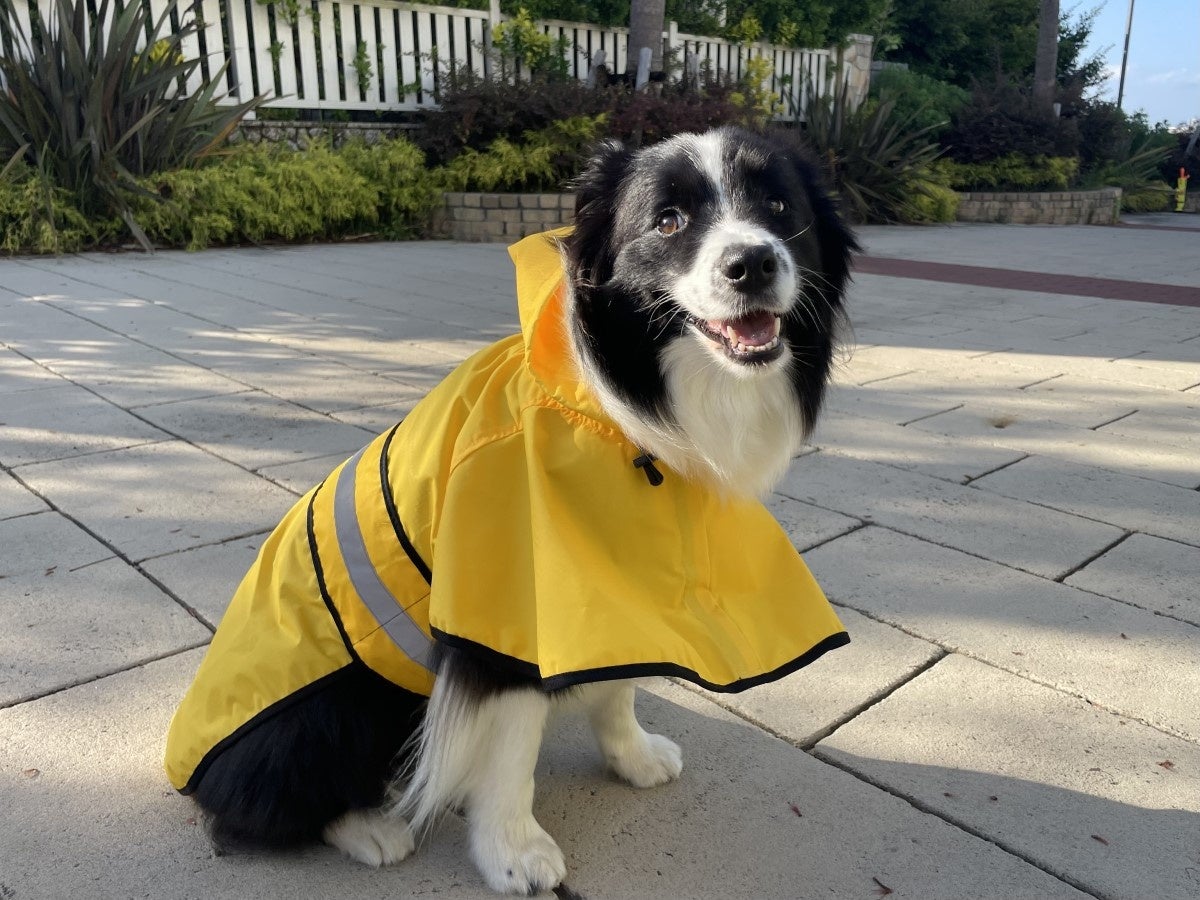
[232,120,413,150]
[435,192,575,242]
[439,187,1141,240]
[956,188,1122,225]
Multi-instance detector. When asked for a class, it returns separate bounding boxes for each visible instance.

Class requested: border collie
[168,126,857,895]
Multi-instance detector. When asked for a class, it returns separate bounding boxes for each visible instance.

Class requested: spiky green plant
[797,79,947,223]
[0,0,261,249]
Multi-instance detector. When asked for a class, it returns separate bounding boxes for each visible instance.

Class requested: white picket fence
[4,0,836,118]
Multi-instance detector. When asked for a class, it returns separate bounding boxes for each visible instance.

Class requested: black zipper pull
[633,451,664,486]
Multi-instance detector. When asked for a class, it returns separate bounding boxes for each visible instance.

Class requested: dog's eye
[656,210,685,235]
[767,199,787,214]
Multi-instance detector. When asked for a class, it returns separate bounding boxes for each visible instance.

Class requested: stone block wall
[956,188,1122,225]
[435,192,575,242]
[232,121,414,150]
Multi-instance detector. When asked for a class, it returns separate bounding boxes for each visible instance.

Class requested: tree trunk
[1032,0,1060,111]
[628,0,666,73]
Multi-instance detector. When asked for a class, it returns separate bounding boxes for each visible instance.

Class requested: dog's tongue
[708,311,779,347]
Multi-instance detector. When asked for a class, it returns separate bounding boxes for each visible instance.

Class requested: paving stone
[803,526,1200,742]
[0,470,47,520]
[811,414,1027,483]
[1097,402,1200,453]
[866,368,1136,430]
[0,557,208,706]
[1065,533,1200,626]
[328,391,427,434]
[546,681,1088,899]
[816,654,1200,900]
[821,382,960,425]
[0,383,168,467]
[764,491,861,551]
[778,452,1122,579]
[47,346,249,408]
[0,648,479,899]
[982,349,1199,391]
[136,390,371,470]
[219,350,440,413]
[909,405,1200,489]
[691,606,942,747]
[141,534,268,629]
[0,653,1087,899]
[0,511,113,579]
[257,450,353,496]
[16,441,298,562]
[0,346,62,394]
[973,455,1200,547]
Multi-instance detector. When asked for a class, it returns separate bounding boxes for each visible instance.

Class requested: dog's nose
[718,243,779,291]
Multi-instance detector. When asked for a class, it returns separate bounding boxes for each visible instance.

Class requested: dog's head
[563,126,858,495]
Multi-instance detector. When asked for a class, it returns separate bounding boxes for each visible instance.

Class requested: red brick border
[855,256,1200,308]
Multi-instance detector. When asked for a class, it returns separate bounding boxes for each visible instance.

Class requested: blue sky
[1082,0,1199,127]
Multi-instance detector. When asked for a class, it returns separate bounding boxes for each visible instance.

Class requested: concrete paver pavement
[1,217,1197,898]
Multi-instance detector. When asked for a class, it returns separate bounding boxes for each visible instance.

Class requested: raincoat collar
[508,228,617,429]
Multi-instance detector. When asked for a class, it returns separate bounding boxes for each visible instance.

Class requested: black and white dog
[188,126,857,894]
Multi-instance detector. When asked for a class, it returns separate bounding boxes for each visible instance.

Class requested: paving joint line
[0,641,212,712]
[1088,409,1140,431]
[809,750,1109,900]
[963,453,1030,485]
[3,459,220,635]
[795,646,948,750]
[667,643,948,755]
[1017,373,1064,391]
[10,438,176,470]
[792,520,870,554]
[852,369,918,386]
[133,527,275,566]
[27,284,425,417]
[1055,532,1131,584]
[963,469,1200,531]
[898,404,962,427]
[12,303,380,448]
[827,592,1200,747]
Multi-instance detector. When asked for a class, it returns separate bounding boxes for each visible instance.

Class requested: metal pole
[1116,0,1135,109]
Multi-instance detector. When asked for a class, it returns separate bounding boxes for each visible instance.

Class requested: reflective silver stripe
[333,447,435,672]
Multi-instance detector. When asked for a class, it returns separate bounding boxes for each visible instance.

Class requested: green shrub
[942,77,1079,164]
[1120,186,1171,213]
[132,138,440,250]
[938,154,1079,191]
[906,174,960,223]
[0,0,260,249]
[491,8,570,81]
[336,139,444,237]
[437,116,606,192]
[416,75,611,166]
[0,161,107,254]
[606,80,748,147]
[870,67,969,139]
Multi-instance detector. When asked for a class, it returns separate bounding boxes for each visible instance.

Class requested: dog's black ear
[565,139,632,288]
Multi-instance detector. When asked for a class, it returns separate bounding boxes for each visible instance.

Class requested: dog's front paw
[323,808,414,866]
[607,732,683,789]
[471,816,566,895]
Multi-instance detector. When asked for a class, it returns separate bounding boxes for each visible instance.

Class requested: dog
[164,125,858,895]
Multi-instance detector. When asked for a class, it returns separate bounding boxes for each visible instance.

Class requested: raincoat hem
[431,628,851,695]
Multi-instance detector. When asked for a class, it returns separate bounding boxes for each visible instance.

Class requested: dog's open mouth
[688,311,784,363]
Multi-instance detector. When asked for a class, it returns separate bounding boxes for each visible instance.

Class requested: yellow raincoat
[164,230,848,794]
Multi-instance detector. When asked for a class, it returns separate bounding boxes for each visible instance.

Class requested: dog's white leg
[322,807,414,866]
[584,681,682,788]
[464,690,565,895]
[399,675,565,895]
